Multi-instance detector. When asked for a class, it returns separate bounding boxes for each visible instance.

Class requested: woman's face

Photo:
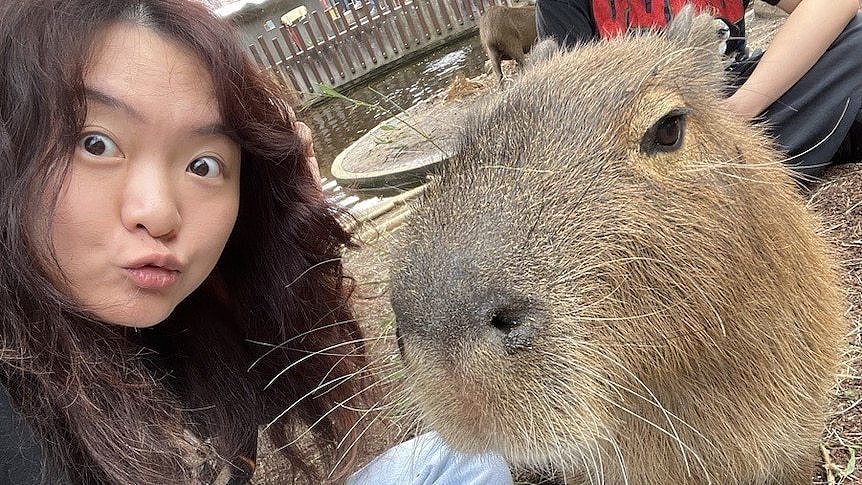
[51,23,241,327]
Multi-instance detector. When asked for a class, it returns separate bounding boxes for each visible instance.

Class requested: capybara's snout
[393,256,544,361]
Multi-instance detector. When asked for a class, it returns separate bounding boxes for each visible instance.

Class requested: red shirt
[591,0,745,38]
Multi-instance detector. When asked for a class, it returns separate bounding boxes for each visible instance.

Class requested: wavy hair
[0,1,372,483]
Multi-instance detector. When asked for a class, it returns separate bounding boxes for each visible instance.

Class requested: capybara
[478,5,537,87]
[391,7,846,484]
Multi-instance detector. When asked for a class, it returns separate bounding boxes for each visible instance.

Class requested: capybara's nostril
[489,308,537,353]
[490,311,517,335]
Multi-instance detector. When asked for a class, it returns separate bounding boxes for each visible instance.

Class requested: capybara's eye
[655,116,682,146]
[640,109,690,154]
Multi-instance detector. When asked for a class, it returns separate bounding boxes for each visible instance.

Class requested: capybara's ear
[664,5,725,59]
[524,38,564,71]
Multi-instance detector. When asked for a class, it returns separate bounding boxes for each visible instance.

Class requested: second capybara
[391,7,846,485]
[478,5,537,86]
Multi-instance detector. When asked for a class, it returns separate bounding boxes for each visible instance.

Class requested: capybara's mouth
[396,335,608,466]
[399,353,526,458]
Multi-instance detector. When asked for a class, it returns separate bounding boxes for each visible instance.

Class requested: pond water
[297,34,486,187]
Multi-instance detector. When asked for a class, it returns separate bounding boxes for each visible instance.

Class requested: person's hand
[285,104,322,189]
[722,89,764,121]
[294,120,321,188]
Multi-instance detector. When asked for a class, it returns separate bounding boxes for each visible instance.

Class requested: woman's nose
[120,165,181,239]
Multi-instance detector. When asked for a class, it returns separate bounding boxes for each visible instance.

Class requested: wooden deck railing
[248,0,516,97]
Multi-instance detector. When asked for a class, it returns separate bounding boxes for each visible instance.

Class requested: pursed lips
[123,254,183,289]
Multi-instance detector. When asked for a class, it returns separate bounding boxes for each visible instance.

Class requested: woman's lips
[125,266,180,289]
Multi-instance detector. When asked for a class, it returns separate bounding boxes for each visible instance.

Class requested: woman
[0,1,375,482]
[535,0,862,181]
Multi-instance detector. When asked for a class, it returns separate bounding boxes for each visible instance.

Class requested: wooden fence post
[323,8,358,75]
[350,4,379,64]
[409,0,433,40]
[357,2,388,59]
[382,0,411,49]
[335,4,370,70]
[446,0,464,25]
[312,11,346,79]
[268,38,303,93]
[255,35,289,88]
[424,0,443,36]
[278,26,316,92]
[376,1,401,54]
[396,0,422,45]
[435,0,453,30]
[302,18,337,84]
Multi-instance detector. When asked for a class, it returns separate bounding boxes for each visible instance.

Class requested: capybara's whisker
[776,97,852,166]
[336,399,404,414]
[538,348,705,479]
[245,317,358,371]
[272,371,389,452]
[540,348,707,444]
[263,336,384,390]
[328,386,403,479]
[315,333,397,394]
[602,421,629,485]
[595,394,711,483]
[283,257,342,291]
[271,346,387,359]
[263,362,376,432]
[584,349,711,459]
[336,382,405,450]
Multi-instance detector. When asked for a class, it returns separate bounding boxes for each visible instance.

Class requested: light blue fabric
[347,432,513,485]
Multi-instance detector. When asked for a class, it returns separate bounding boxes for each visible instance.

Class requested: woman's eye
[79,133,122,157]
[187,156,222,178]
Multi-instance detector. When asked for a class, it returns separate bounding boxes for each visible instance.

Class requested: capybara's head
[391,7,846,484]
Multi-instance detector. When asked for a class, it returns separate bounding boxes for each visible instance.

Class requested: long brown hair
[0,1,372,483]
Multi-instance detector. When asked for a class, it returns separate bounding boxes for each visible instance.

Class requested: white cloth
[347,432,513,485]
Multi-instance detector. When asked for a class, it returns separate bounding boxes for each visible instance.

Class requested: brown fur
[391,8,847,484]
[478,5,537,86]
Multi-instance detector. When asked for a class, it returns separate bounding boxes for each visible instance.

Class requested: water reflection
[422,49,469,76]
[298,34,486,183]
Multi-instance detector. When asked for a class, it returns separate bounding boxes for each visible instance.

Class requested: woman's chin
[91,301,176,328]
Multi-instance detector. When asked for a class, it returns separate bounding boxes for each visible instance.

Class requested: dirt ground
[809,164,862,485]
[254,6,862,484]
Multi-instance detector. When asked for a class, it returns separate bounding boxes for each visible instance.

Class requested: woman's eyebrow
[192,122,230,137]
[85,87,228,136]
[84,87,144,121]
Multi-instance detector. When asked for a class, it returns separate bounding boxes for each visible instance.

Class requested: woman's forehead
[84,22,221,126]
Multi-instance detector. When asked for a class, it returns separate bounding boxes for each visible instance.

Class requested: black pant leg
[729,13,862,179]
